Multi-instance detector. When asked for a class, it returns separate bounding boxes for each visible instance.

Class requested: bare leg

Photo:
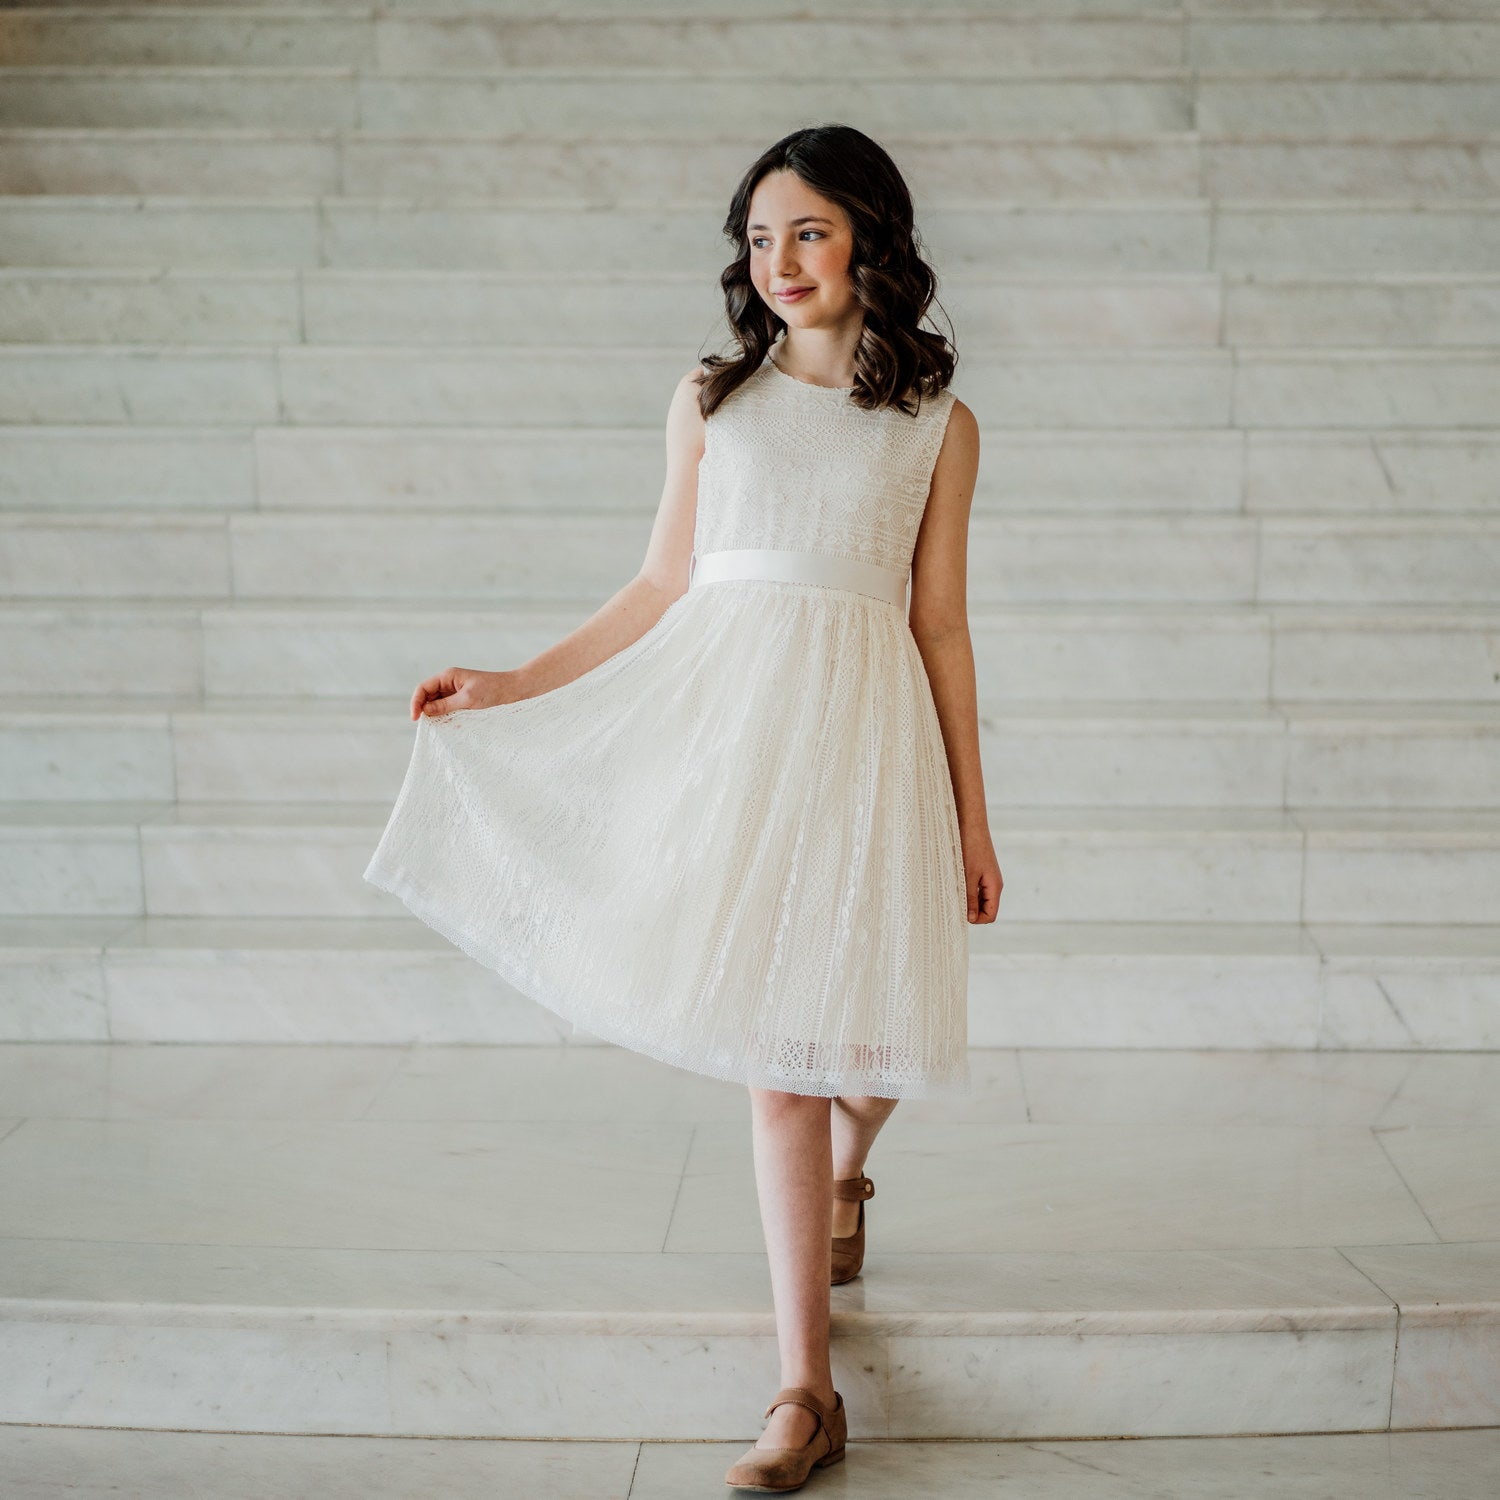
[746,1086,838,1450]
[830,1094,899,1236]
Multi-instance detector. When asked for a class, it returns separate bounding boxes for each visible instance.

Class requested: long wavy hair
[695,124,957,420]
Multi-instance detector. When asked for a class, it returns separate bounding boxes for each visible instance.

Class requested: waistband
[688,547,909,608]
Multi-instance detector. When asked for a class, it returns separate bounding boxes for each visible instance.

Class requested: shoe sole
[726,1443,847,1490]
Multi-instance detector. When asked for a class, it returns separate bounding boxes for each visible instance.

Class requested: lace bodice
[693,349,958,573]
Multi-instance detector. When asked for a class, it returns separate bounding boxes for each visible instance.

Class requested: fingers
[410,671,441,720]
[968,867,1003,923]
[985,869,1003,922]
[411,668,462,721]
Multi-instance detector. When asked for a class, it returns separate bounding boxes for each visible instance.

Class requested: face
[745,169,859,331]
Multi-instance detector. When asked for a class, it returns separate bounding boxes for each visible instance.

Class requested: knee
[748,1086,830,1118]
[834,1094,900,1122]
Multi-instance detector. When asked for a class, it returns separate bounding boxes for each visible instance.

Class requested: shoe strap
[832,1174,874,1201]
[763,1385,838,1424]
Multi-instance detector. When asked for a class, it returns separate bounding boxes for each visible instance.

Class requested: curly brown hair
[695,123,957,421]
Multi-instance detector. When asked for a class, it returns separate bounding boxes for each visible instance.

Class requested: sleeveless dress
[362,347,972,1099]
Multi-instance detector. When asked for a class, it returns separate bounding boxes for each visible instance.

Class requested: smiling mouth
[776,287,813,298]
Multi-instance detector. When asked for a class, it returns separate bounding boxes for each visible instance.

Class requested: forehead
[746,172,844,230]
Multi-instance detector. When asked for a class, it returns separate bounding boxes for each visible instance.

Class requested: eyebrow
[747,216,835,231]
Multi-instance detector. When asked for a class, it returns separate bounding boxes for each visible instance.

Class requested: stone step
[3,424,1496,517]
[6,696,1500,810]
[4,509,1499,606]
[3,196,1497,273]
[2,913,1497,1048]
[4,8,1494,77]
[0,69,1177,134]
[5,127,1495,202]
[5,68,1497,137]
[5,267,1500,348]
[0,1042,1495,1436]
[4,1428,1499,1498]
[3,342,1498,427]
[4,598,1497,702]
[5,0,1472,15]
[3,800,1498,923]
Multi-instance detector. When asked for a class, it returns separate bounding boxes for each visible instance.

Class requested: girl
[364,123,1002,1492]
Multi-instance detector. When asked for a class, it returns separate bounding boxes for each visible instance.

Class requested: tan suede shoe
[831,1174,874,1285]
[724,1386,847,1492]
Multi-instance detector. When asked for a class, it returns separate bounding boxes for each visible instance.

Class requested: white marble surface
[1344,1242,1500,1428]
[0,1056,1447,1251]
[1019,1048,1500,1127]
[1,1044,1494,1437]
[0,1240,1396,1338]
[0,199,322,270]
[0,268,299,344]
[2,1424,1495,1500]
[0,427,253,514]
[4,73,1200,137]
[1,6,1495,82]
[9,129,1493,203]
[4,914,1499,1048]
[12,70,1495,145]
[1374,1127,1500,1242]
[0,347,280,426]
[677,1118,1434,1253]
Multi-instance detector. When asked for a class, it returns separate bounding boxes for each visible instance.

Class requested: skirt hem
[363,859,973,1103]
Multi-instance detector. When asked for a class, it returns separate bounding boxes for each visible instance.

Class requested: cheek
[811,246,852,284]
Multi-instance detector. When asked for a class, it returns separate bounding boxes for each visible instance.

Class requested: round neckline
[763,349,854,394]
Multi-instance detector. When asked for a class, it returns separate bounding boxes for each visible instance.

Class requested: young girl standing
[364,124,1002,1492]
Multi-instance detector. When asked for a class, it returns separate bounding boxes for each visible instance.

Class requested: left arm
[907,397,1002,924]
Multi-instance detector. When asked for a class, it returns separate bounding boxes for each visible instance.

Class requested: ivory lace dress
[363,347,972,1099]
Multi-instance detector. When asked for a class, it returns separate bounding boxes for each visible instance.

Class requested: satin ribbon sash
[687,547,908,608]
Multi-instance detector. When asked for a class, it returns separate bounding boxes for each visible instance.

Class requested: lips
[776,287,813,301]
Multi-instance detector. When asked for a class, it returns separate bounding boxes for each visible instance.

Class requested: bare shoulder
[930,393,979,489]
[664,362,708,460]
[673,362,709,414]
[909,392,979,633]
[940,394,980,451]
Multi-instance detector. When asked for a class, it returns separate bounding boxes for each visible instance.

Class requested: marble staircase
[2,1041,1499,1443]
[1,0,1498,1447]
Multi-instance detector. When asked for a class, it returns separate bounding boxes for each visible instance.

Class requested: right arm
[411,364,707,720]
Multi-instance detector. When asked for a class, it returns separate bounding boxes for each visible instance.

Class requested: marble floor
[4,1041,1499,1253]
[1,1042,1497,1466]
[1,1424,1498,1499]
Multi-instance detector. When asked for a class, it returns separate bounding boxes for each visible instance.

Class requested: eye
[749,231,826,250]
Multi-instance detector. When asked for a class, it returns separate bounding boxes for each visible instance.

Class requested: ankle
[781,1382,837,1406]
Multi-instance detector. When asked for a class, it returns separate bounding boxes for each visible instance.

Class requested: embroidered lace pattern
[695,352,958,572]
